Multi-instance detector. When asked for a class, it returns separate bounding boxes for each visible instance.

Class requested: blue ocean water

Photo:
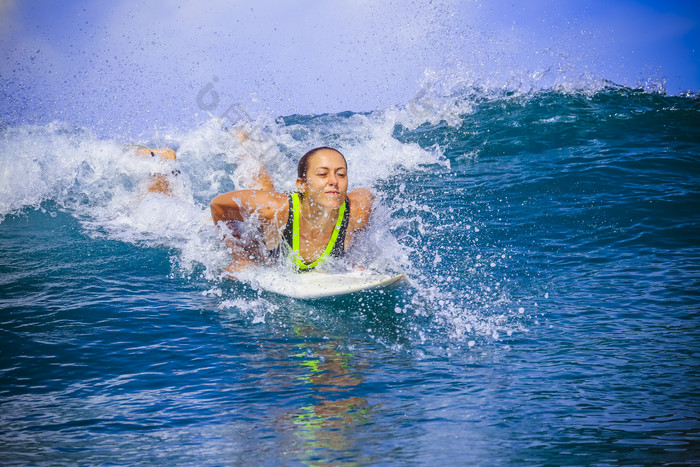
[1,85,699,464]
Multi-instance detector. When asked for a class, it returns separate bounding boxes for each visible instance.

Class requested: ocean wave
[2,83,697,349]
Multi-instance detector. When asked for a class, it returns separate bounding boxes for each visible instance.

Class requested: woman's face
[297,149,348,209]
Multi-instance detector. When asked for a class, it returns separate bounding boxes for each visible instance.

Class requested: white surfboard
[252,270,407,299]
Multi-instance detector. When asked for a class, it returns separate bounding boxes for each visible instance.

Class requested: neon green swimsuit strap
[291,192,346,270]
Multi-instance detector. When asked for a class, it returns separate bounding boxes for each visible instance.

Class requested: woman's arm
[211,189,288,273]
[210,189,287,225]
[234,131,276,192]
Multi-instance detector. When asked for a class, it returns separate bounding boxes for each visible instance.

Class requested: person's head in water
[296,147,348,209]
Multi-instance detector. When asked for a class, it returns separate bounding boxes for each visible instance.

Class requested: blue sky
[1,0,698,136]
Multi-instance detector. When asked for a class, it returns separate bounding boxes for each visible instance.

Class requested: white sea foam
[0,90,533,350]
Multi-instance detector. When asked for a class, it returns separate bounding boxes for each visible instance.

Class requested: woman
[210,146,374,272]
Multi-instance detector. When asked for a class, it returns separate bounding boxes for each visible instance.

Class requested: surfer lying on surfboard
[210,136,374,273]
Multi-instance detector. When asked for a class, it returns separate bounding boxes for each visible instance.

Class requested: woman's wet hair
[297,147,347,180]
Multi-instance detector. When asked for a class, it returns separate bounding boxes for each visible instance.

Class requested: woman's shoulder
[348,188,374,205]
[347,188,374,231]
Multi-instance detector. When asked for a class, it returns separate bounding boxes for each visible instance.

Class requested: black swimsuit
[269,194,351,268]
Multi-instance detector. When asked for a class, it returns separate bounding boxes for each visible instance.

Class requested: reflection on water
[285,326,369,466]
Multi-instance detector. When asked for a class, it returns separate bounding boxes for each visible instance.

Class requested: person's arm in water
[240,154,275,192]
[210,189,288,272]
[210,131,287,272]
[210,131,283,223]
[235,131,275,192]
[210,190,286,225]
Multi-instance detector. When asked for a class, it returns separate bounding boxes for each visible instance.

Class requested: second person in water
[210,146,374,272]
